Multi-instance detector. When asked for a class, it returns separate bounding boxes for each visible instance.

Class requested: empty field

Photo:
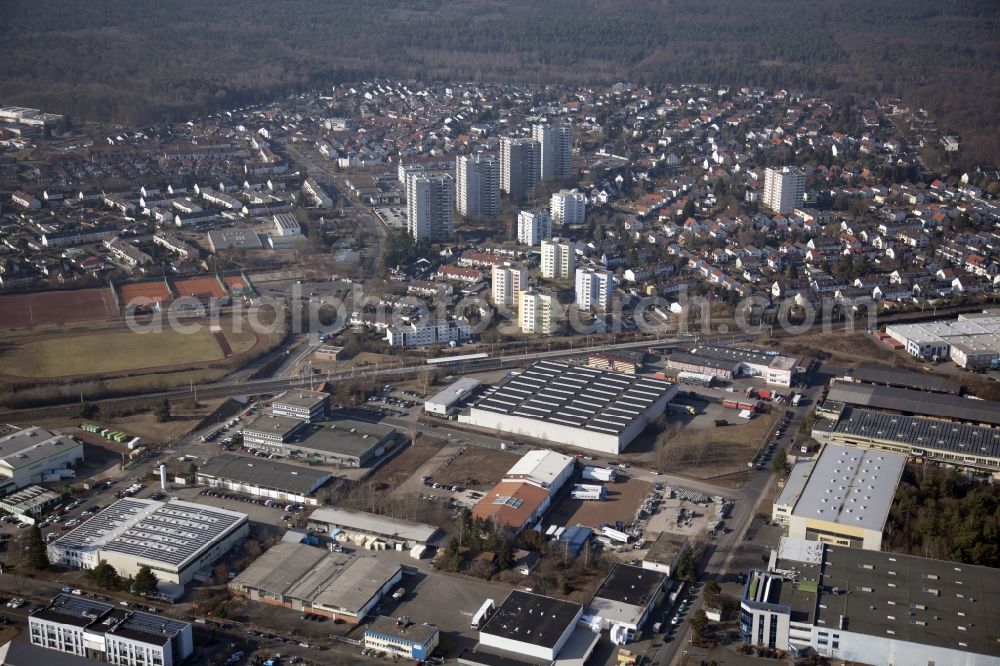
[0,325,257,378]
[429,446,523,490]
[660,410,778,479]
[0,288,118,329]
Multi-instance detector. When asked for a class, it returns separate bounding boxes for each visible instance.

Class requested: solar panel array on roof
[831,407,1000,461]
[827,382,1000,427]
[473,360,673,435]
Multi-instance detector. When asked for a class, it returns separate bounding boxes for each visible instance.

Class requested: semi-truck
[571,484,607,501]
[581,466,617,483]
[600,524,632,543]
[792,393,802,407]
[470,599,495,630]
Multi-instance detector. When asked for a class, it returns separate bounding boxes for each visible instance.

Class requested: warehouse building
[503,449,575,494]
[229,542,402,623]
[825,381,1000,427]
[478,591,586,662]
[195,454,332,505]
[270,390,329,422]
[424,378,482,416]
[0,485,62,521]
[885,312,1000,368]
[812,404,1000,474]
[29,594,193,666]
[586,563,666,643]
[740,538,1000,665]
[286,420,398,467]
[461,360,678,455]
[0,426,84,494]
[472,480,551,534]
[48,498,249,585]
[771,458,815,526]
[670,346,801,387]
[586,350,645,375]
[207,228,263,252]
[364,616,440,661]
[308,506,440,547]
[641,532,689,577]
[666,351,740,380]
[844,362,961,395]
[782,444,905,551]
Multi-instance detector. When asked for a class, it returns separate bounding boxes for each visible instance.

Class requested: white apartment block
[386,319,471,348]
[407,174,455,241]
[540,238,575,279]
[533,123,573,180]
[550,189,586,227]
[398,163,425,184]
[492,264,528,307]
[575,268,613,311]
[518,290,558,335]
[501,137,540,201]
[517,209,552,246]
[456,154,500,217]
[763,167,805,214]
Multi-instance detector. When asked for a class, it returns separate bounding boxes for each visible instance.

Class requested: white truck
[581,466,616,483]
[791,393,802,407]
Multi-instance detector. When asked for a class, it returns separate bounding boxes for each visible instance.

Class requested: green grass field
[1,326,257,378]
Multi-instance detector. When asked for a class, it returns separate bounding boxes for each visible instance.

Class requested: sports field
[0,288,118,329]
[0,326,258,378]
[173,276,227,299]
[119,281,172,306]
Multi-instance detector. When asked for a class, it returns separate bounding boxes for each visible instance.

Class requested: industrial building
[307,506,440,547]
[471,480,551,534]
[0,426,84,494]
[740,538,1000,665]
[669,346,801,387]
[280,420,398,467]
[239,413,307,448]
[666,351,740,380]
[461,360,678,454]
[586,350,645,375]
[503,449,575,494]
[844,362,961,395]
[478,590,586,662]
[812,404,1000,474]
[777,444,905,550]
[641,532,689,577]
[270,390,329,422]
[28,594,193,666]
[771,458,815,526]
[195,454,332,505]
[229,542,402,623]
[424,378,482,416]
[0,485,62,521]
[586,564,666,643]
[48,498,249,585]
[885,312,1000,368]
[825,381,1000,427]
[206,228,263,252]
[364,616,440,661]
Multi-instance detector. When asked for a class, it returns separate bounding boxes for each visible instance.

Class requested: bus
[470,598,495,630]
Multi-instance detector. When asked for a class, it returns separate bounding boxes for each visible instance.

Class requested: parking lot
[547,475,652,535]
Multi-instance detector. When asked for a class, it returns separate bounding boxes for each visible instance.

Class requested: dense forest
[2,0,998,163]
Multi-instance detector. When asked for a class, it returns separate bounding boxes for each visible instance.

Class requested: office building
[195,454,333,505]
[763,167,805,214]
[518,289,559,335]
[239,414,307,448]
[462,360,678,454]
[478,591,585,662]
[492,263,528,307]
[587,563,667,642]
[407,173,455,241]
[516,208,552,246]
[500,137,540,201]
[364,616,440,662]
[0,426,84,494]
[540,238,575,279]
[270,390,329,422]
[456,154,500,217]
[740,538,1000,665]
[575,268,613,311]
[532,123,573,180]
[48,498,249,585]
[29,594,193,666]
[229,542,402,623]
[550,188,586,227]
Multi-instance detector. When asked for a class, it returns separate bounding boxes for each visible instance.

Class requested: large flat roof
[593,563,664,608]
[241,413,305,438]
[290,420,395,459]
[272,390,328,410]
[790,444,905,532]
[366,615,438,645]
[196,454,331,494]
[426,377,482,408]
[31,594,188,645]
[851,362,961,394]
[308,506,438,544]
[826,381,1000,427]
[472,481,550,531]
[52,498,247,569]
[643,531,687,568]
[473,360,676,436]
[480,590,582,649]
[505,449,574,489]
[0,427,80,470]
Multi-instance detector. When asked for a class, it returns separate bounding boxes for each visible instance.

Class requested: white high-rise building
[398,163,425,185]
[407,174,455,241]
[518,289,558,335]
[550,189,586,227]
[532,123,573,180]
[517,209,552,246]
[501,137,540,201]
[456,154,500,217]
[540,238,575,279]
[492,263,528,307]
[763,167,805,214]
[575,268,613,312]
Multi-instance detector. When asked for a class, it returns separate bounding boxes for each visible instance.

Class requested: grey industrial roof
[365,615,438,645]
[308,506,439,544]
[425,377,482,409]
[208,228,263,250]
[473,360,676,436]
[817,406,1000,462]
[480,590,582,649]
[31,594,187,644]
[0,639,106,666]
[52,498,247,569]
[773,458,814,508]
[290,420,395,459]
[789,444,904,531]
[815,546,1000,657]
[241,413,305,438]
[668,352,741,373]
[196,454,331,494]
[826,381,1000,427]
[643,531,687,567]
[0,427,80,470]
[851,362,961,394]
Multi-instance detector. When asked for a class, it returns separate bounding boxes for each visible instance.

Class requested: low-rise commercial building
[29,594,193,666]
[885,313,1000,368]
[478,591,585,662]
[825,381,1000,427]
[195,454,332,505]
[308,506,440,547]
[0,485,62,521]
[284,420,398,467]
[270,390,329,422]
[364,616,440,661]
[503,449,575,495]
[48,498,249,585]
[472,480,551,534]
[669,346,801,386]
[239,414,308,448]
[0,426,84,494]
[641,532,688,577]
[230,542,402,623]
[586,564,666,642]
[425,378,482,416]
